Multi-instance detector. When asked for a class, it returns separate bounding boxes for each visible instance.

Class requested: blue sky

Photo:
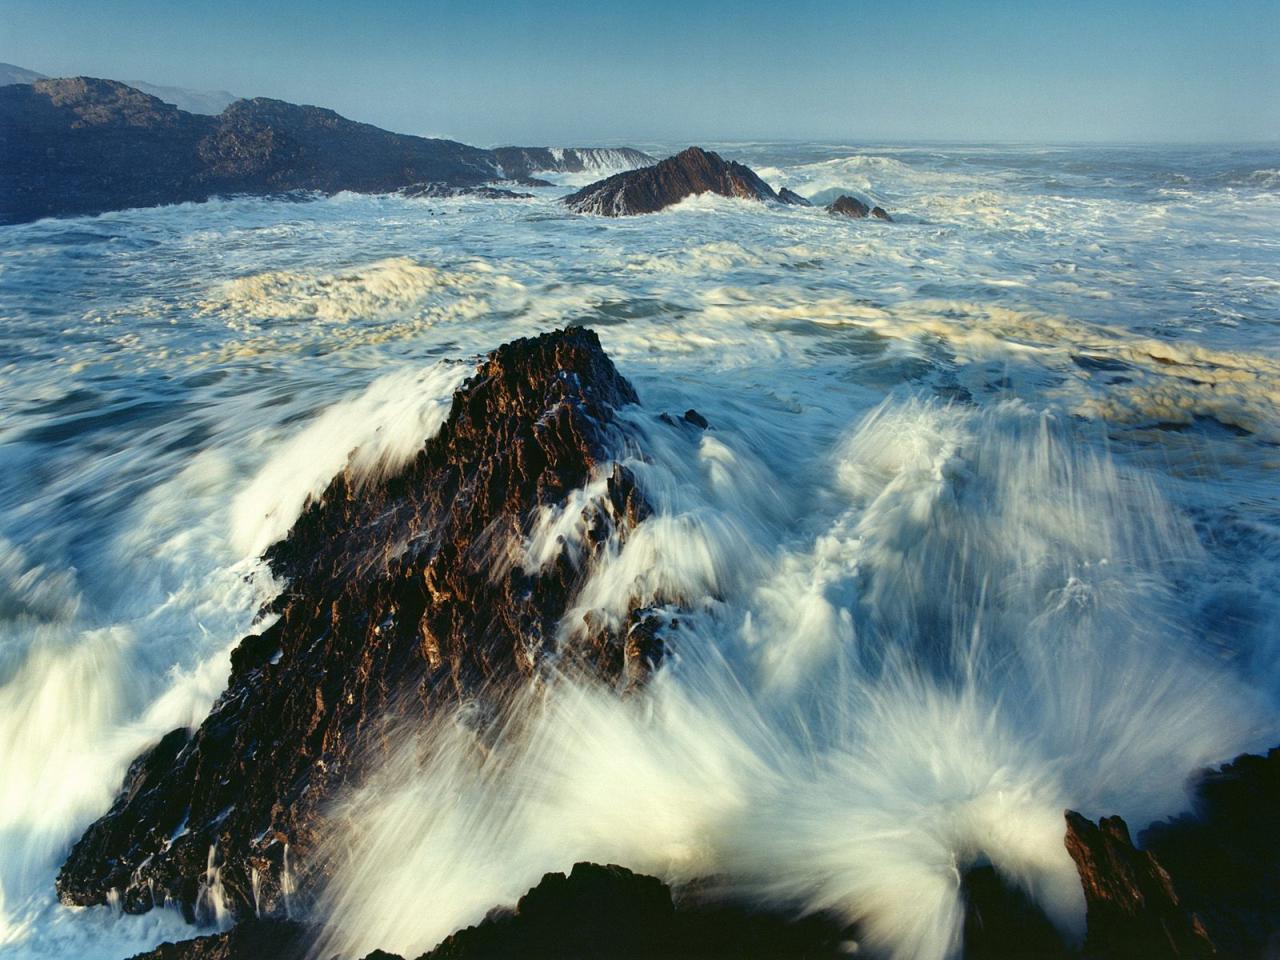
[3,0,1277,144]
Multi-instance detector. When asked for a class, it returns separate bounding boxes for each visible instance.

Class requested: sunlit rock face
[562,146,779,216]
[56,327,656,921]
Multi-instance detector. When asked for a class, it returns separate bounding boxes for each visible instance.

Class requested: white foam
[230,361,470,558]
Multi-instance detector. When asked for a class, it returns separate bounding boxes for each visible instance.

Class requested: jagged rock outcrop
[492,146,653,180]
[0,78,502,222]
[777,186,812,206]
[1058,747,1280,959]
[59,327,657,921]
[562,146,779,216]
[825,194,892,221]
[1064,812,1215,959]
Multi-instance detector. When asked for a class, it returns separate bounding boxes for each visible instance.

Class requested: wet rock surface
[124,919,309,960]
[1065,812,1215,959]
[825,194,892,220]
[562,146,779,216]
[777,186,812,206]
[60,327,650,920]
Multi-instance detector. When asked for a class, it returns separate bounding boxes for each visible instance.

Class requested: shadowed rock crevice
[59,327,651,921]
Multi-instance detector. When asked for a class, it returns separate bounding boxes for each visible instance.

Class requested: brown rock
[562,146,778,216]
[1064,811,1215,958]
[58,328,652,921]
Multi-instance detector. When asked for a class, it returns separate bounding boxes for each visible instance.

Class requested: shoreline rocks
[0,78,650,222]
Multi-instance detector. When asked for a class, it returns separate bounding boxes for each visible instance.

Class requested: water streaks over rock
[57,327,651,920]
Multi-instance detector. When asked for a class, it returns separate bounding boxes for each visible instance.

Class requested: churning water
[1,142,1278,959]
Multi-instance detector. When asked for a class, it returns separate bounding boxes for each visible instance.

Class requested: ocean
[1,141,1278,959]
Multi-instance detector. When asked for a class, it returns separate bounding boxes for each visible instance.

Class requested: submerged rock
[59,327,652,920]
[825,194,891,220]
[777,186,812,206]
[562,146,779,216]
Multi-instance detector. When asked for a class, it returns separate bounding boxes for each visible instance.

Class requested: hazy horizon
[3,0,1279,145]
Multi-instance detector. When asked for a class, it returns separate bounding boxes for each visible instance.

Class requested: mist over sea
[1,141,1278,959]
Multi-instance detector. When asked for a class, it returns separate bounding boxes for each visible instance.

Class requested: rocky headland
[0,77,651,223]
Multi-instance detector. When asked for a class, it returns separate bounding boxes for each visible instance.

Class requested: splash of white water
[313,398,1271,960]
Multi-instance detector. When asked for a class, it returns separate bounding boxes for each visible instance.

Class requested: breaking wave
[314,399,1270,960]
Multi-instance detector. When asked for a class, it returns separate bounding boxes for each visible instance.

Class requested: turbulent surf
[1,142,1278,960]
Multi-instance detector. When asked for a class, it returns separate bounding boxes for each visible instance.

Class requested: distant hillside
[0,77,504,223]
[0,75,657,223]
[0,62,47,85]
[129,80,237,115]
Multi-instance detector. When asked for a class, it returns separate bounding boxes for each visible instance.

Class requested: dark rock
[962,864,1072,959]
[123,918,309,960]
[825,195,871,218]
[776,186,812,206]
[59,328,653,920]
[400,182,533,200]
[563,146,779,216]
[871,205,892,221]
[1141,747,1280,958]
[1064,811,1214,959]
[682,409,709,429]
[492,146,653,180]
[418,862,851,959]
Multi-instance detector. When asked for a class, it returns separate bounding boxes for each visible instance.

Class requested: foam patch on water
[199,256,496,323]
